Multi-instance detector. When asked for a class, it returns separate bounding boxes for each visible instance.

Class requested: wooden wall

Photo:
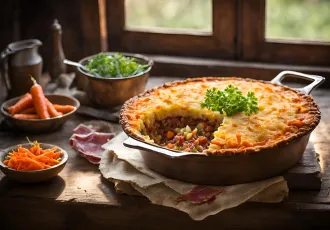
[0,0,102,71]
[0,0,329,103]
[0,0,102,101]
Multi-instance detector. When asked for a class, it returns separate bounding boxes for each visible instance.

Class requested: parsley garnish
[200,85,259,116]
[86,53,150,78]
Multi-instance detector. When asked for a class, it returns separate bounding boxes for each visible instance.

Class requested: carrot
[167,143,174,149]
[166,131,174,139]
[8,93,34,115]
[30,77,50,119]
[2,140,63,171]
[20,106,36,114]
[211,139,225,146]
[53,104,76,114]
[30,141,42,155]
[45,98,63,118]
[13,114,39,120]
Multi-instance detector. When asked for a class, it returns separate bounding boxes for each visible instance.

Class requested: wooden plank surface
[284,142,321,190]
[0,76,330,229]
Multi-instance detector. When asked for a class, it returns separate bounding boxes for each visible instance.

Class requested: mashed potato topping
[120,77,320,155]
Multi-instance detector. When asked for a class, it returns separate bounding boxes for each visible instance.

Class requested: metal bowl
[1,94,80,133]
[0,143,68,183]
[77,52,153,108]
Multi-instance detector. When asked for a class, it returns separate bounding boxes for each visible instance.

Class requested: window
[106,0,236,58]
[266,0,330,42]
[105,0,330,68]
[241,0,330,66]
[125,0,212,33]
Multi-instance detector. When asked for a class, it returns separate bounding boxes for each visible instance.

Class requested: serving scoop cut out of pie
[120,77,320,156]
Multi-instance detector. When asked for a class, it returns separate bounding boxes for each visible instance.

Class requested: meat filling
[144,116,221,152]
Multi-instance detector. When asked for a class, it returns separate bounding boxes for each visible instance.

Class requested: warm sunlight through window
[125,0,212,33]
[266,0,330,41]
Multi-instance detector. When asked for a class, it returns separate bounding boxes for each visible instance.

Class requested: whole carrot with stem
[45,98,63,117]
[8,93,34,115]
[30,77,50,119]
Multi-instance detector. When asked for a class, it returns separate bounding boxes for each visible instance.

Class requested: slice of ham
[73,124,96,135]
[175,186,224,204]
[70,124,115,164]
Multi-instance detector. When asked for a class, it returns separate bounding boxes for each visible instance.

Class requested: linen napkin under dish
[99,132,289,221]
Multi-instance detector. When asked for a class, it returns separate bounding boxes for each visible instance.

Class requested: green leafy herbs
[85,52,150,78]
[201,85,259,116]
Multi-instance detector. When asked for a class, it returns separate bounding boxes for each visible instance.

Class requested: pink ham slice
[175,186,224,204]
[70,124,115,164]
[73,124,96,135]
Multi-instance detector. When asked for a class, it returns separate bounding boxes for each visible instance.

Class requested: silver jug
[0,39,43,98]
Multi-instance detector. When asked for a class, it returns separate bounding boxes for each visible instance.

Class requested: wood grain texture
[0,0,20,52]
[0,77,330,229]
[106,0,125,51]
[284,142,321,190]
[0,0,20,102]
[18,0,102,68]
[79,0,102,57]
[212,0,236,52]
[147,55,330,86]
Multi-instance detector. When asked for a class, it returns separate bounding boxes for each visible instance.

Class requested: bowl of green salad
[77,52,153,108]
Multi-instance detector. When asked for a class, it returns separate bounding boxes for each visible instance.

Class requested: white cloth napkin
[99,132,288,221]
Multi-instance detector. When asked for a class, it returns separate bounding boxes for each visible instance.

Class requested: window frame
[106,0,237,59]
[239,0,330,66]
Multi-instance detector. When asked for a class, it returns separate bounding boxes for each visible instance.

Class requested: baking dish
[121,71,324,185]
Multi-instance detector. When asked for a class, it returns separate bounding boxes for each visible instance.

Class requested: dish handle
[271,70,325,95]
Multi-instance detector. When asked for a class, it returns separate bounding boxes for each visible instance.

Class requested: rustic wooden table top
[0,76,329,230]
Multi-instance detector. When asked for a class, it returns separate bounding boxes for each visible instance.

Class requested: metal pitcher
[0,39,43,98]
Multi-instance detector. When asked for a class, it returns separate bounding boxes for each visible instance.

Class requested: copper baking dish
[122,71,325,185]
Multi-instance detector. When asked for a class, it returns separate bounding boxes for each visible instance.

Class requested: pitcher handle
[0,48,11,91]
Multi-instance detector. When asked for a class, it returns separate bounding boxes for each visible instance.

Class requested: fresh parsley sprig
[86,53,150,78]
[201,85,259,116]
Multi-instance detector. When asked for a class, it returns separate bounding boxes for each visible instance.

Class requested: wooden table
[0,76,330,230]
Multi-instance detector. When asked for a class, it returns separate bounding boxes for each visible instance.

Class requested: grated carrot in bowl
[2,141,62,171]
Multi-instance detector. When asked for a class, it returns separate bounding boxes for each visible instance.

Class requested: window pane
[125,0,212,32]
[266,0,330,41]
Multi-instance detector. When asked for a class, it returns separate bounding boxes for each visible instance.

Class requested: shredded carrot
[2,141,62,171]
